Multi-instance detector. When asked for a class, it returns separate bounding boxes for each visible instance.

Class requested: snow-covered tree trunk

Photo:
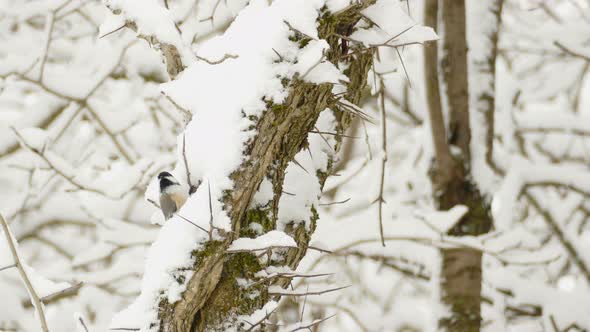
[424,0,503,330]
[152,4,374,331]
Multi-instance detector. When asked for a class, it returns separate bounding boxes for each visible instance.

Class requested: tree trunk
[156,4,374,331]
[423,0,502,331]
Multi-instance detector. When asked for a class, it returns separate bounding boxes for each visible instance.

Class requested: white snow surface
[350,0,438,47]
[466,0,503,194]
[103,0,183,48]
[277,110,336,231]
[228,230,297,252]
[492,156,590,229]
[417,205,469,234]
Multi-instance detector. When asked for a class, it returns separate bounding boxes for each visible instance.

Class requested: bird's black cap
[158,171,173,179]
[160,177,176,192]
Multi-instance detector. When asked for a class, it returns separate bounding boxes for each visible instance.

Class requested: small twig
[312,126,334,151]
[78,317,89,332]
[259,271,333,281]
[208,180,214,240]
[361,118,373,160]
[549,315,560,332]
[272,48,284,62]
[334,99,374,123]
[0,263,16,272]
[309,130,359,139]
[244,306,278,332]
[394,47,412,88]
[300,285,309,322]
[175,213,209,234]
[319,198,351,206]
[99,24,126,39]
[288,314,336,332]
[524,191,590,285]
[269,285,350,297]
[42,281,83,303]
[85,104,133,163]
[383,24,416,46]
[283,20,316,41]
[307,245,332,254]
[198,0,223,24]
[291,158,309,174]
[182,132,193,189]
[554,41,590,61]
[0,214,50,332]
[300,51,326,80]
[162,93,192,120]
[195,53,238,65]
[377,81,388,247]
[24,282,84,308]
[39,12,56,82]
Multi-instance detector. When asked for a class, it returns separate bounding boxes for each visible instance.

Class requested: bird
[158,171,188,220]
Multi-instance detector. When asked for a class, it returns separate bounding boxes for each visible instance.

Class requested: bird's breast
[169,192,187,209]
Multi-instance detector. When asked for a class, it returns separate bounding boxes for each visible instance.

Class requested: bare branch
[0,214,50,332]
[23,282,83,308]
[554,41,590,62]
[0,263,17,272]
[524,190,590,285]
[268,285,350,297]
[376,80,387,247]
[288,314,336,332]
[39,13,55,82]
[195,53,238,65]
[12,127,145,199]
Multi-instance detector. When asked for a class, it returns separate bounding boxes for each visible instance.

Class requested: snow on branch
[350,0,438,48]
[103,0,190,79]
[227,231,297,252]
[515,110,590,136]
[554,40,590,62]
[12,127,152,200]
[493,157,590,229]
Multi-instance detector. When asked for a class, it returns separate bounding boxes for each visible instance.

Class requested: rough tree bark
[155,4,374,331]
[424,0,503,331]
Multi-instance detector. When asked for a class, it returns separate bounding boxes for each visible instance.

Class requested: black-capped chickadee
[158,171,187,220]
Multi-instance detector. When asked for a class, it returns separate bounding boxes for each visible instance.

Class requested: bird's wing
[159,195,177,220]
